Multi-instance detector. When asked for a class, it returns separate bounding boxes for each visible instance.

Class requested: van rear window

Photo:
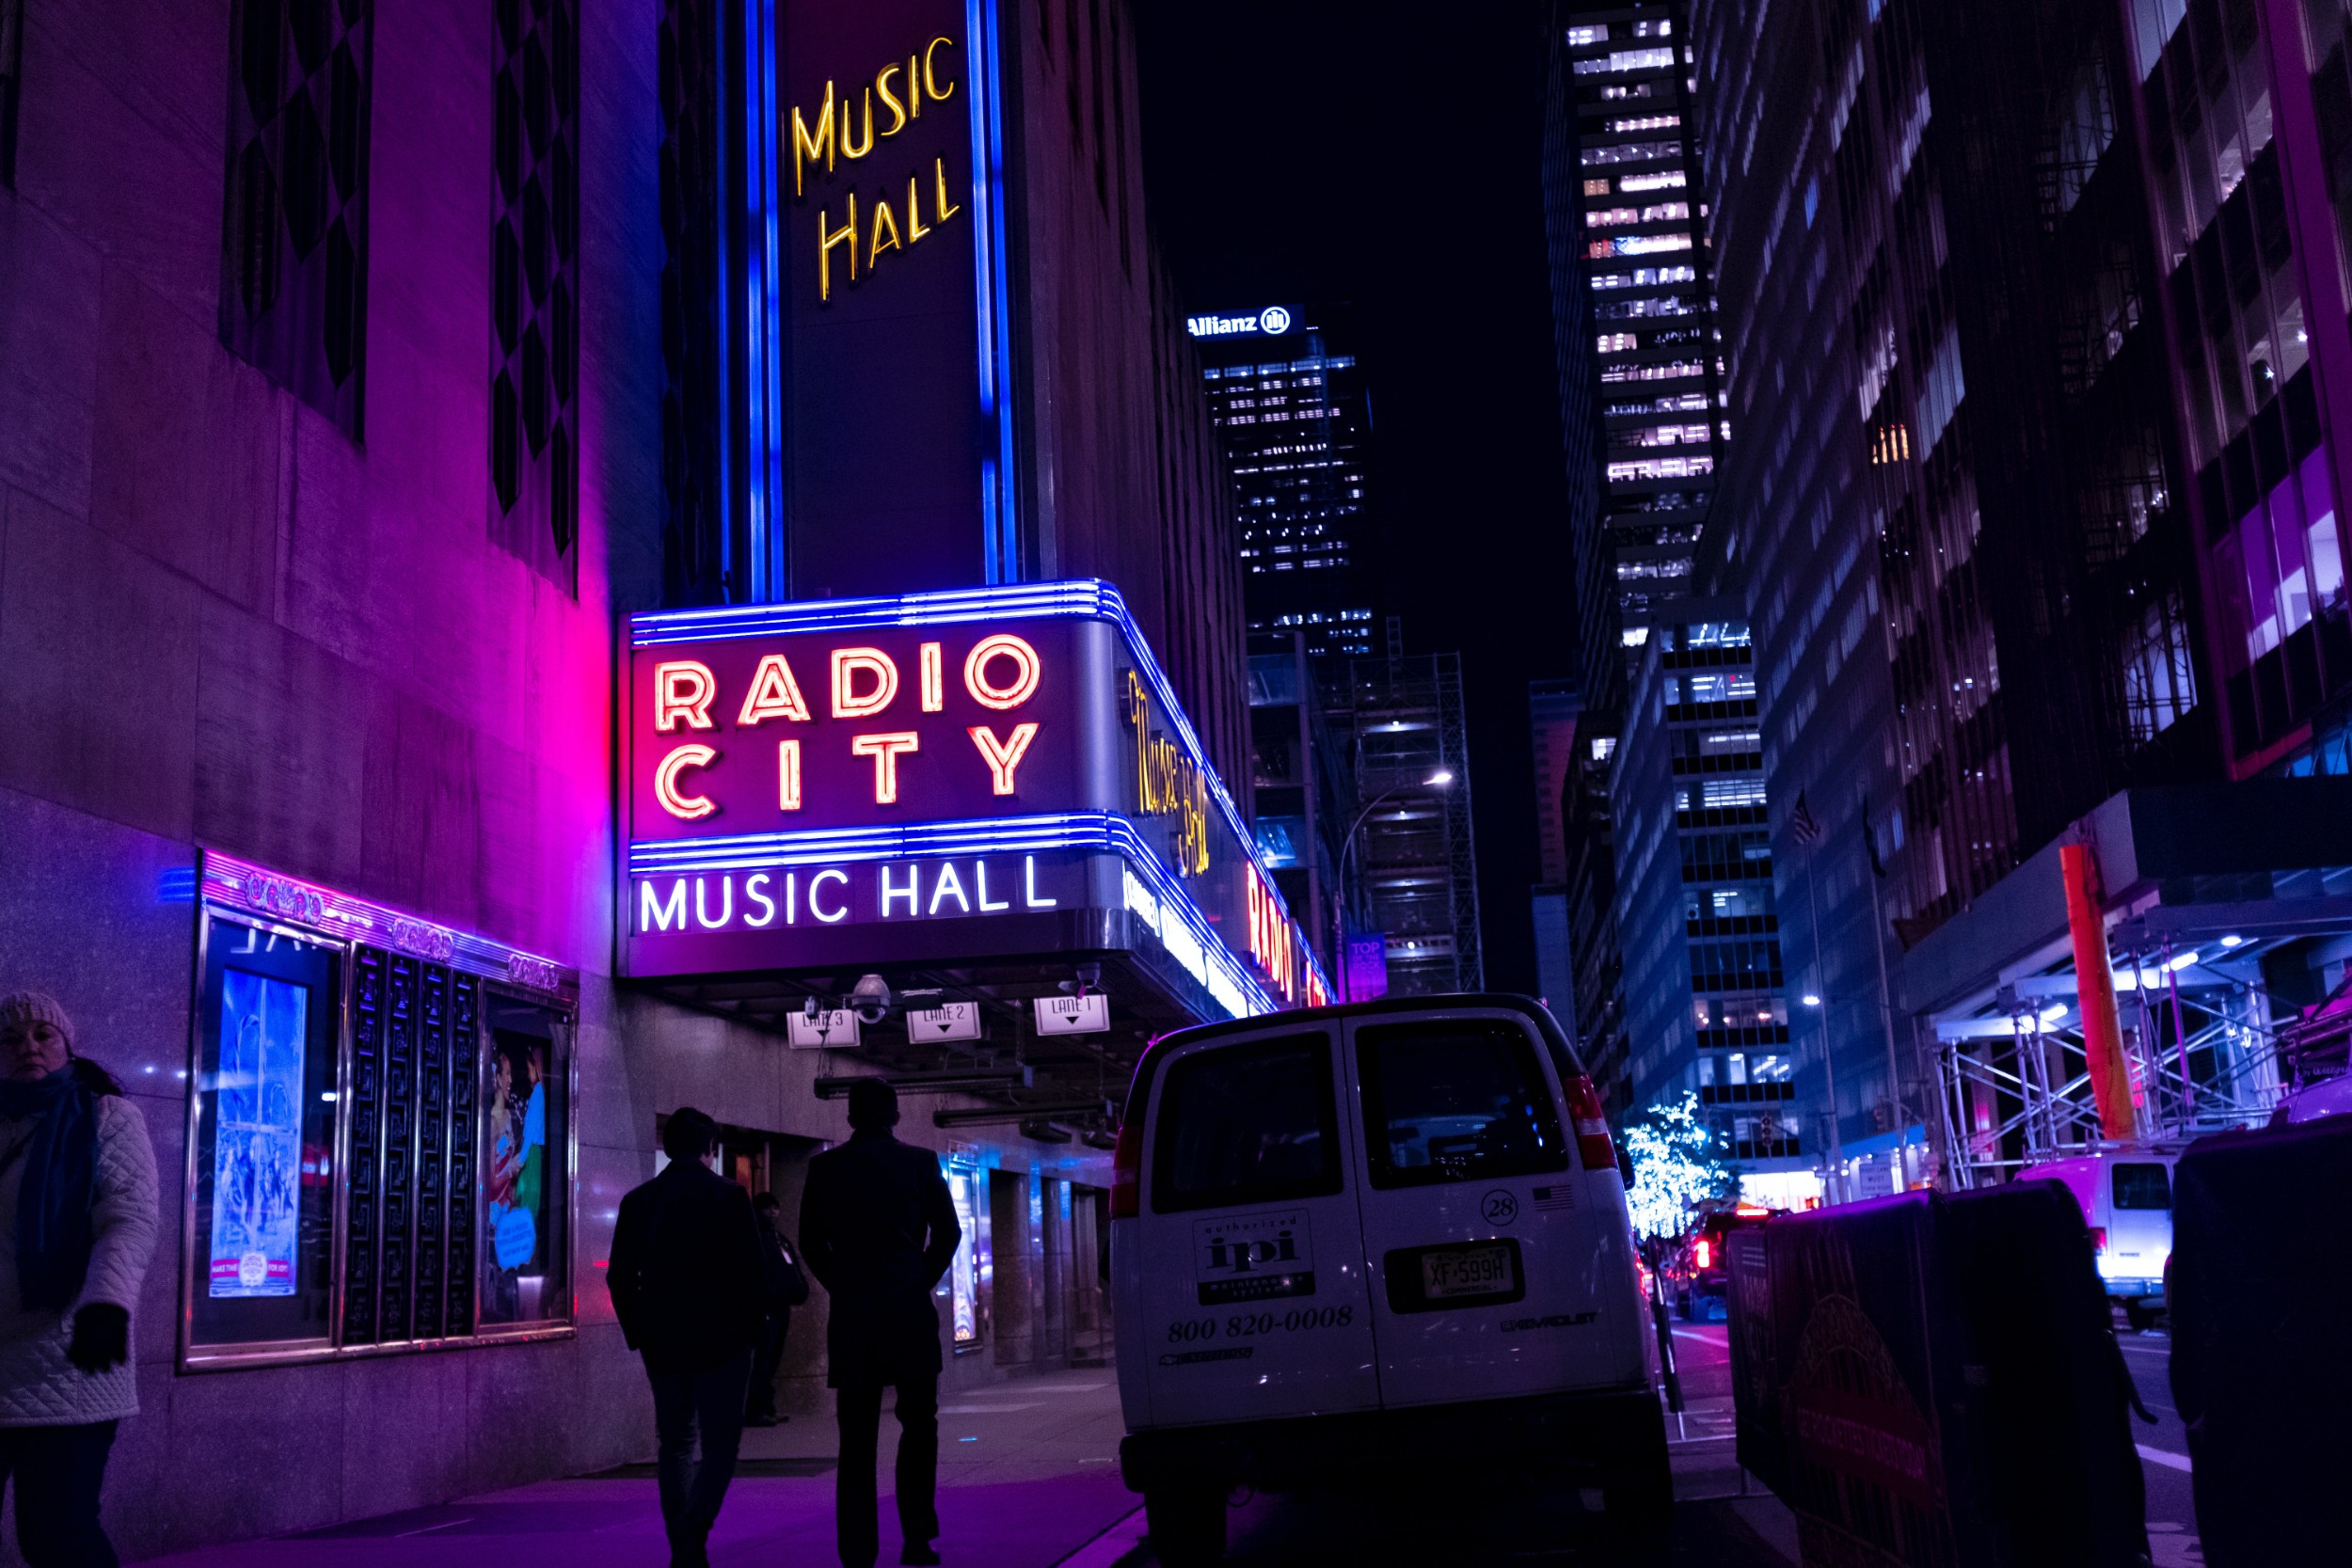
[2112,1163,2171,1211]
[1357,1020,1569,1188]
[1152,1034,1343,1213]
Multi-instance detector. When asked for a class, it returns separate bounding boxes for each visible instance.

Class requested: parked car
[1677,1204,1777,1321]
[2269,1074,2352,1126]
[2014,1151,2180,1329]
[1110,993,1667,1563]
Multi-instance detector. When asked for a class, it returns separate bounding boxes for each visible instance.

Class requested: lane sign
[787,1009,862,1049]
[908,1002,983,1042]
[1034,993,1110,1035]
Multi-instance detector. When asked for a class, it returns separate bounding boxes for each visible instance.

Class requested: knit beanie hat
[0,991,74,1048]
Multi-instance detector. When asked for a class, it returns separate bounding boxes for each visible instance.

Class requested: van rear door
[1133,1026,1383,1428]
[2107,1160,2173,1284]
[1343,1008,1629,1409]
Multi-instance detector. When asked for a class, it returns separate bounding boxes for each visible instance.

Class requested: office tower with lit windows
[1609,602,1803,1186]
[1559,1,1724,650]
[1192,306,1379,663]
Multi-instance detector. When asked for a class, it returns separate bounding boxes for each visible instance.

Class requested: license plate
[1420,1243,1516,1299]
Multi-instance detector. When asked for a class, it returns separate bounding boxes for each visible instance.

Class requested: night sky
[1135,0,1575,993]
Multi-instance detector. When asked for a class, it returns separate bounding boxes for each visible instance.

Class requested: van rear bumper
[1120,1386,1663,1495]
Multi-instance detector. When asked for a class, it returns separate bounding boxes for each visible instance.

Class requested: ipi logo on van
[1194,1211,1316,1307]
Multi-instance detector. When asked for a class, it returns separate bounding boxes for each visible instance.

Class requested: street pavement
[131,1321,2196,1565]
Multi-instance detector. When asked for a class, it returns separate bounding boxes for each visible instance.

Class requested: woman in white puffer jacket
[0,991,158,1568]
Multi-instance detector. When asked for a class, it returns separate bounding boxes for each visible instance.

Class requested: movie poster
[483,1029,550,1323]
[208,970,308,1298]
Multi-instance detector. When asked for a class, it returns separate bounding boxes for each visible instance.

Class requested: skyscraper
[1558,1,1724,649]
[1193,305,1379,663]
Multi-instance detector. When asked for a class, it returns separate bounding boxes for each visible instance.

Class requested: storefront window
[943,1164,983,1350]
[185,917,341,1353]
[183,856,578,1368]
[480,997,569,1328]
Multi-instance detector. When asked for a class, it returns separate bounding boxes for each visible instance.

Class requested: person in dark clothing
[800,1081,961,1568]
[744,1192,796,1427]
[607,1109,767,1568]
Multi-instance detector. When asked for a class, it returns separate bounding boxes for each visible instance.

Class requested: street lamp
[1336,769,1454,999]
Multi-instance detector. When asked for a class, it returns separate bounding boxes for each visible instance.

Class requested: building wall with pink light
[0,0,1141,1557]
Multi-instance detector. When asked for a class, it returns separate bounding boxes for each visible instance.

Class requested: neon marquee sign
[624,581,1328,1018]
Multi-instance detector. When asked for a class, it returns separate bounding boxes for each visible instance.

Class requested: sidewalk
[138,1369,1142,1568]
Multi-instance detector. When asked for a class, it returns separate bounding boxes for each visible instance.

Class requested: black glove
[67,1304,129,1374]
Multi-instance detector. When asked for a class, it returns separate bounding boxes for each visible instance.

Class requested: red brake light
[1564,1073,1615,1173]
[2090,1227,2107,1253]
[1110,1117,1142,1219]
[1693,1238,1712,1270]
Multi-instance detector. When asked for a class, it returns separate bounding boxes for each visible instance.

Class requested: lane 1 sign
[787,1009,862,1049]
[1033,993,1110,1036]
[907,1002,983,1042]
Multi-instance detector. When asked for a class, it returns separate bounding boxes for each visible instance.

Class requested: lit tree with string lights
[1623,1090,1738,1250]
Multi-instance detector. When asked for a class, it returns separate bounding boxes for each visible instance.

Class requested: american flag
[1788,790,1825,848]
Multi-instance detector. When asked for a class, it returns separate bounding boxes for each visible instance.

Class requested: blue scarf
[0,1067,99,1312]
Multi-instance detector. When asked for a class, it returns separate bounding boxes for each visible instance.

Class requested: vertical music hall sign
[737,0,1017,599]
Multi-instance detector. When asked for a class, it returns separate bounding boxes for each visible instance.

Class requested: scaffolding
[1328,625,1484,995]
[1932,918,2304,1189]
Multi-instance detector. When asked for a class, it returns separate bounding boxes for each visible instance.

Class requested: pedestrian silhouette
[744,1191,807,1426]
[800,1080,961,1568]
[607,1108,767,1568]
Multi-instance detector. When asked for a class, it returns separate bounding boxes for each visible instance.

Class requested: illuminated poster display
[738,0,1016,596]
[625,580,1330,1018]
[207,971,307,1299]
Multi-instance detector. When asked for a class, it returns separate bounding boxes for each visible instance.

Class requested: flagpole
[1865,809,1908,1185]
[1807,857,1844,1204]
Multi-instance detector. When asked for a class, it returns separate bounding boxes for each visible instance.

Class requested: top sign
[1186,305,1300,341]
[625,581,1331,1019]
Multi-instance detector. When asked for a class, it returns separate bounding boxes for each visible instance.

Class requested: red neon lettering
[850,731,921,803]
[739,653,812,724]
[967,721,1040,795]
[777,738,803,811]
[832,648,900,718]
[654,661,718,732]
[963,633,1041,709]
[920,642,946,712]
[654,743,720,819]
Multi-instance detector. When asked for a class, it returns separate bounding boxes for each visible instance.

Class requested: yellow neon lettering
[832,647,899,717]
[777,738,803,811]
[934,155,962,223]
[791,83,834,197]
[654,743,720,820]
[819,196,858,300]
[737,652,812,724]
[653,660,718,732]
[868,196,902,266]
[968,722,1040,796]
[875,64,909,137]
[924,36,958,101]
[850,731,921,804]
[908,55,921,117]
[907,176,930,243]
[841,87,875,159]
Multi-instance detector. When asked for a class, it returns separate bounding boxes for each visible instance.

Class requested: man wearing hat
[800,1080,961,1568]
[0,991,159,1567]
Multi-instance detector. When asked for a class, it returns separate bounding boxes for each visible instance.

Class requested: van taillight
[1110,1117,1142,1219]
[1693,1238,1712,1270]
[1565,1073,1616,1173]
[2090,1227,2107,1253]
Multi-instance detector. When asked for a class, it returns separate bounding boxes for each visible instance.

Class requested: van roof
[1120,992,1586,1126]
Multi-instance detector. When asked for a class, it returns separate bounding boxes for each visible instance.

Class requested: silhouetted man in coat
[800,1080,961,1568]
[608,1108,767,1568]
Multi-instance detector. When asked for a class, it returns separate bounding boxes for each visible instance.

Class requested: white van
[1109,995,1667,1562]
[2015,1151,2180,1329]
